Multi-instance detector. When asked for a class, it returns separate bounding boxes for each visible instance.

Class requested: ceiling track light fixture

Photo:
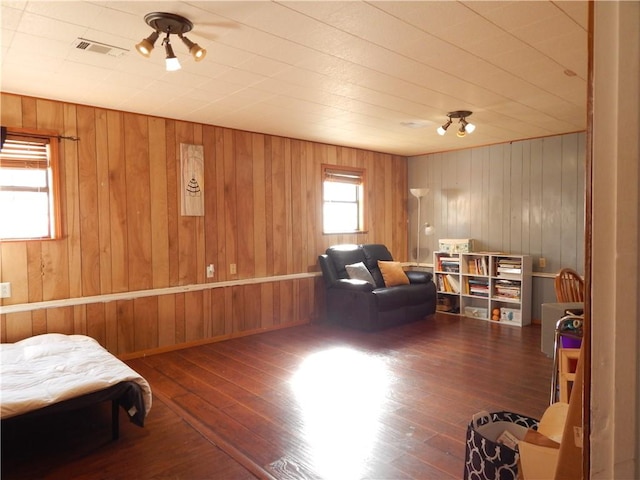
[437,110,475,137]
[135,12,207,71]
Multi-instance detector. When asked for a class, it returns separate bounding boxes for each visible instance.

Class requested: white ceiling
[1,1,588,156]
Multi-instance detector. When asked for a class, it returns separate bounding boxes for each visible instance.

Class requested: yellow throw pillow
[378,260,410,287]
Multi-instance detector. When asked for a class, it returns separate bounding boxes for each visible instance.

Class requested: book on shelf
[497,267,522,274]
[495,289,520,297]
[466,258,489,276]
[492,295,520,302]
[494,278,521,298]
[437,255,460,272]
[495,258,522,275]
[493,288,521,299]
[440,257,460,266]
[440,265,460,273]
[437,274,454,293]
[480,257,488,275]
[495,273,522,280]
[446,274,461,293]
[437,273,460,293]
[497,257,521,264]
[470,289,489,297]
[467,260,478,275]
[465,280,489,295]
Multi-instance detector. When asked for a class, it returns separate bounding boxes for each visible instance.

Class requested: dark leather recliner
[318,244,437,331]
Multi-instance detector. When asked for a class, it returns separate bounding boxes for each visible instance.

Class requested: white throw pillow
[345,262,375,286]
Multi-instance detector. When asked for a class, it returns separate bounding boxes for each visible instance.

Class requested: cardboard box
[500,307,522,323]
[439,238,474,253]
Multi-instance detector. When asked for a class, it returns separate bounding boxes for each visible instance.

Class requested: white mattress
[0,333,152,419]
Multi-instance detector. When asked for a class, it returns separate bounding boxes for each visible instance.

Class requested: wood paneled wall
[408,132,586,320]
[0,93,408,355]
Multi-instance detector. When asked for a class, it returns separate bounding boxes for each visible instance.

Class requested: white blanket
[0,333,152,419]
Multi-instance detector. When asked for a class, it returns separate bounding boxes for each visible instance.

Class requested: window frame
[321,164,367,234]
[0,127,62,241]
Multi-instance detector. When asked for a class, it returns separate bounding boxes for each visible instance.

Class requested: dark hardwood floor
[2,313,553,479]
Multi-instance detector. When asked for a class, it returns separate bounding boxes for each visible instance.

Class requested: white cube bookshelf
[433,251,532,327]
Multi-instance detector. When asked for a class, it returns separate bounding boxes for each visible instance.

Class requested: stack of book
[438,256,460,273]
[466,277,489,297]
[493,279,521,300]
[495,258,522,278]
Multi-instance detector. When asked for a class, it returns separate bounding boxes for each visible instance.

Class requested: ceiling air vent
[73,38,129,57]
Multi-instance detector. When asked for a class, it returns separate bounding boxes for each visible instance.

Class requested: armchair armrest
[406,270,433,284]
[333,278,375,292]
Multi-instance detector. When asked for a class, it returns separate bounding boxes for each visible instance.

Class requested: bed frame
[1,381,147,440]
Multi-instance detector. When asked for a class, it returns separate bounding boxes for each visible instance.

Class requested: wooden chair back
[554,268,585,302]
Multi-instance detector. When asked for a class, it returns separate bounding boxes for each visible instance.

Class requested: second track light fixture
[135,12,207,71]
[437,110,476,137]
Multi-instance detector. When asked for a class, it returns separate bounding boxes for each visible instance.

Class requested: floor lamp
[410,188,429,264]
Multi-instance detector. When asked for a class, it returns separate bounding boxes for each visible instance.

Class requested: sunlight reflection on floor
[290,347,391,479]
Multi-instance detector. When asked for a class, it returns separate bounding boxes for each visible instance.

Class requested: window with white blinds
[0,127,61,240]
[322,165,366,234]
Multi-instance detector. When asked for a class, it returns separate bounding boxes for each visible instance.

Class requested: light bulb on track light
[164,40,181,71]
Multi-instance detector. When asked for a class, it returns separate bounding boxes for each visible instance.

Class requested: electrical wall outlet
[230,263,237,275]
[0,282,11,298]
[539,257,546,268]
[206,264,215,278]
